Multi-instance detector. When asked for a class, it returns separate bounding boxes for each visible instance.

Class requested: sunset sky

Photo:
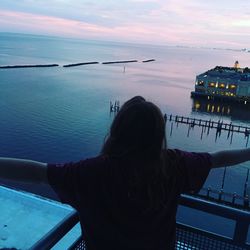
[0,0,249,48]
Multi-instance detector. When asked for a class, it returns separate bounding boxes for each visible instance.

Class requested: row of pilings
[165,114,250,146]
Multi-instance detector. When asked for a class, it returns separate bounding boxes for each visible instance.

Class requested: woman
[0,96,250,250]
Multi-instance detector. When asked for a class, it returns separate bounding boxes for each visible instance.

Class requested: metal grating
[69,236,86,250]
[175,224,247,250]
[69,225,248,250]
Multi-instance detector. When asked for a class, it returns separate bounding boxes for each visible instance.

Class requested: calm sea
[1,32,250,196]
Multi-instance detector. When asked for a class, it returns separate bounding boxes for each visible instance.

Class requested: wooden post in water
[246,136,249,147]
[164,114,167,123]
[243,168,249,207]
[200,125,204,140]
[204,120,207,133]
[187,124,191,137]
[207,119,211,135]
[219,167,227,201]
[230,127,234,144]
[110,101,113,112]
[227,122,232,139]
[176,115,179,128]
[170,122,173,136]
[221,167,227,190]
[191,119,195,129]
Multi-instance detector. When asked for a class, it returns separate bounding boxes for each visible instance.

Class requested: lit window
[198,80,205,86]
[209,82,216,87]
[195,103,200,109]
[207,104,210,112]
[219,83,225,88]
[230,84,236,89]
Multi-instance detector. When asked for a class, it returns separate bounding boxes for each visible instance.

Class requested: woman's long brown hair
[102,96,172,210]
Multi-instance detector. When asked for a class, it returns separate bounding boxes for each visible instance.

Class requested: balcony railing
[30,194,250,250]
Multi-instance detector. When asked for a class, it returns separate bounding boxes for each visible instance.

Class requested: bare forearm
[210,148,250,168]
[0,157,48,183]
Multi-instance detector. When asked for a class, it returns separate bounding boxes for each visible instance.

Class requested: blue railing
[30,194,250,250]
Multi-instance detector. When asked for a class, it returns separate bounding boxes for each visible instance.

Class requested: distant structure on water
[191,61,250,104]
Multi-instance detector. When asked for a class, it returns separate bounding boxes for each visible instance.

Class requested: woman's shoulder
[161,149,182,175]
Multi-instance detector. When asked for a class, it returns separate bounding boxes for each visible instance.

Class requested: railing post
[233,220,249,246]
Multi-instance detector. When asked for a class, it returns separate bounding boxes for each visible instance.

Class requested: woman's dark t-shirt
[47,149,211,250]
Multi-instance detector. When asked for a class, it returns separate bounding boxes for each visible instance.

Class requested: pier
[110,100,120,113]
[165,114,250,138]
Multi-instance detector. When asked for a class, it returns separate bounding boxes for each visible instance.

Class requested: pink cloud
[0,10,113,37]
[0,3,249,49]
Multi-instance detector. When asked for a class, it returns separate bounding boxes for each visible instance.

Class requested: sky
[0,0,249,48]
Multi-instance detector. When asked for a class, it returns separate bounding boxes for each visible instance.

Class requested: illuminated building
[191,62,250,104]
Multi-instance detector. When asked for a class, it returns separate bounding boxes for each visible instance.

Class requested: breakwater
[102,60,138,64]
[63,62,99,67]
[142,59,155,63]
[0,64,59,69]
[0,59,155,69]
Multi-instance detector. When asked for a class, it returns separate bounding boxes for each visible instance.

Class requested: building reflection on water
[192,97,250,122]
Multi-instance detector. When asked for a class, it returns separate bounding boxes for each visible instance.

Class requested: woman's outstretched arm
[210,148,250,168]
[0,158,48,184]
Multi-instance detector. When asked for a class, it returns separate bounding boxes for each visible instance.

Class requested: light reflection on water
[192,97,250,122]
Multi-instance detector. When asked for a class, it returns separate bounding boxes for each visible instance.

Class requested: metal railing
[30,194,250,250]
